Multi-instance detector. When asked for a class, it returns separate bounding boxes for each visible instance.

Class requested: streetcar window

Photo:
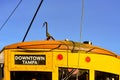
[95,71,119,80]
[59,67,89,80]
[10,71,52,80]
[0,64,4,80]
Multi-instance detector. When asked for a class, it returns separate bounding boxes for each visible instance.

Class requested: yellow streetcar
[0,0,119,79]
[0,40,120,80]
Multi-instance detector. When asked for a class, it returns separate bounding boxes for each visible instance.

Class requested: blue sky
[0,0,120,55]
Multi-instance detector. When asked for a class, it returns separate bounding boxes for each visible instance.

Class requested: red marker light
[85,56,91,62]
[57,54,63,60]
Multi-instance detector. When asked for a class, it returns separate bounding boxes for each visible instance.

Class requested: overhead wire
[80,0,84,42]
[77,0,85,80]
[0,0,23,32]
[22,0,44,42]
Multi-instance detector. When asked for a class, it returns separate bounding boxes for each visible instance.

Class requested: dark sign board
[15,55,46,65]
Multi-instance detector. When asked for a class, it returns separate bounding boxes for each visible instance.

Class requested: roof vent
[65,39,69,41]
[83,41,92,45]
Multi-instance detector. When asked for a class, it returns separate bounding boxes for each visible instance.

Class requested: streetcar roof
[2,40,119,58]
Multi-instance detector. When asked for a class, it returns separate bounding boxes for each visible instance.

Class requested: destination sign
[15,55,46,65]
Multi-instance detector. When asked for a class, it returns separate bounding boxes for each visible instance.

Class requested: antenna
[80,0,84,42]
[22,0,44,42]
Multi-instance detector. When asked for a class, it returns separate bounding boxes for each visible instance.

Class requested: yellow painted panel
[68,53,79,67]
[4,50,10,80]
[53,51,67,67]
[4,49,120,80]
[89,70,95,80]
[79,53,120,74]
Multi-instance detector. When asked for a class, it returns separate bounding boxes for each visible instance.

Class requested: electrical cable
[77,1,85,79]
[22,0,44,42]
[80,0,84,42]
[0,0,22,32]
